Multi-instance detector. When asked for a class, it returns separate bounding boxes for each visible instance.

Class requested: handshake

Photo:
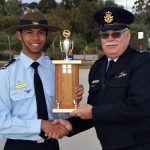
[41,119,72,139]
[40,84,93,139]
[41,103,93,140]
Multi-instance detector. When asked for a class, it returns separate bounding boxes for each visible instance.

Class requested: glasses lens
[100,30,126,39]
[101,33,109,39]
[111,32,122,38]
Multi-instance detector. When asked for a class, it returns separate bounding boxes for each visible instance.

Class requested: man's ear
[127,30,131,40]
[16,31,22,41]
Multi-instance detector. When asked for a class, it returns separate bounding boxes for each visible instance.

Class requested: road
[0,69,102,150]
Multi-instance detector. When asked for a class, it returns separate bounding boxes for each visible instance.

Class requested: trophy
[60,30,74,60]
[52,30,82,113]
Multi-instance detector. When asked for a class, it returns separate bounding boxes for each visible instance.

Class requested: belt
[7,137,56,144]
[36,137,52,143]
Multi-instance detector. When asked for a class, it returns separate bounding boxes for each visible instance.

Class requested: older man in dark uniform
[53,7,150,150]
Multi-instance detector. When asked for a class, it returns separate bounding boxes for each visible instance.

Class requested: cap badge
[32,22,39,25]
[104,11,113,24]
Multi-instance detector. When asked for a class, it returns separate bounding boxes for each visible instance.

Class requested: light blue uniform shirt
[0,52,68,141]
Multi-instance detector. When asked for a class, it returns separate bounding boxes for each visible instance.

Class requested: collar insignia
[32,22,39,25]
[104,11,113,24]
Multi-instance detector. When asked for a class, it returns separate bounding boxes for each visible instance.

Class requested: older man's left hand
[74,84,84,103]
[70,104,93,120]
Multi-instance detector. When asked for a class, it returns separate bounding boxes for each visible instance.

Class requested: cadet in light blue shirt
[0,52,68,140]
[0,8,83,150]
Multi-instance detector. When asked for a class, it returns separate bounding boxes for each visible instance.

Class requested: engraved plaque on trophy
[52,30,82,113]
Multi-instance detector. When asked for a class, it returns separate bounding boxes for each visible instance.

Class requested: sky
[22,0,136,12]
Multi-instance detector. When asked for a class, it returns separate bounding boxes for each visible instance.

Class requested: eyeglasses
[100,29,128,39]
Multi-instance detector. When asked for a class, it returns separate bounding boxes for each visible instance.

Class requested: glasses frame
[100,29,129,39]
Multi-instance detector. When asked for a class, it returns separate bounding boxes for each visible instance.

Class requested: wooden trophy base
[53,109,75,113]
[53,108,76,113]
[52,60,81,113]
[53,103,78,113]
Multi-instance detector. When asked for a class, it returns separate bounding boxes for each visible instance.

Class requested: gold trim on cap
[104,11,113,24]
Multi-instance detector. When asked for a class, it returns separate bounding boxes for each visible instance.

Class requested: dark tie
[31,62,48,139]
[106,60,115,77]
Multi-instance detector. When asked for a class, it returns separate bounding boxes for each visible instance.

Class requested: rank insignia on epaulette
[0,59,16,69]
[139,50,145,53]
[134,49,146,53]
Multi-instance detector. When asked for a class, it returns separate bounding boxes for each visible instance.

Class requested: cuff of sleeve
[92,106,97,122]
[29,119,41,133]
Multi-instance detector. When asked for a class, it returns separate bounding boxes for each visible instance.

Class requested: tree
[28,2,39,9]
[133,0,150,38]
[130,23,148,50]
[72,33,87,54]
[70,0,101,42]
[133,0,150,25]
[38,0,57,13]
[60,0,80,9]
[4,0,22,15]
[0,0,5,15]
[104,0,120,8]
[133,0,150,13]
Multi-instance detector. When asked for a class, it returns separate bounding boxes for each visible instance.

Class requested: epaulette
[133,49,146,53]
[0,58,16,69]
[95,54,106,63]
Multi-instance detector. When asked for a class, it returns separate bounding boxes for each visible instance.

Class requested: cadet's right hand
[41,120,70,139]
[51,119,73,139]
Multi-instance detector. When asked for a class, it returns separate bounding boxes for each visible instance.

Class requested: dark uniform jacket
[68,45,150,149]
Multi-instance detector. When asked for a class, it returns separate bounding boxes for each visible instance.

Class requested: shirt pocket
[10,86,34,101]
[108,77,129,88]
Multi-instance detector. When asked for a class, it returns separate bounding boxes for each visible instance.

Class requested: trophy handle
[56,99,61,109]
[73,100,78,109]
[60,41,64,53]
[71,41,74,51]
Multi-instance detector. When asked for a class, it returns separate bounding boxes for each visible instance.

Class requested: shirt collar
[108,57,118,62]
[19,52,46,70]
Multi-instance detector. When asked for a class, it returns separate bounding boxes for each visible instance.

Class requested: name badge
[92,80,99,84]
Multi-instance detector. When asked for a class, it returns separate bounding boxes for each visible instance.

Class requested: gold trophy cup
[60,30,74,60]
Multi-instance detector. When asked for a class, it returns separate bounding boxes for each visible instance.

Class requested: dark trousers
[4,139,59,150]
[102,143,150,150]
